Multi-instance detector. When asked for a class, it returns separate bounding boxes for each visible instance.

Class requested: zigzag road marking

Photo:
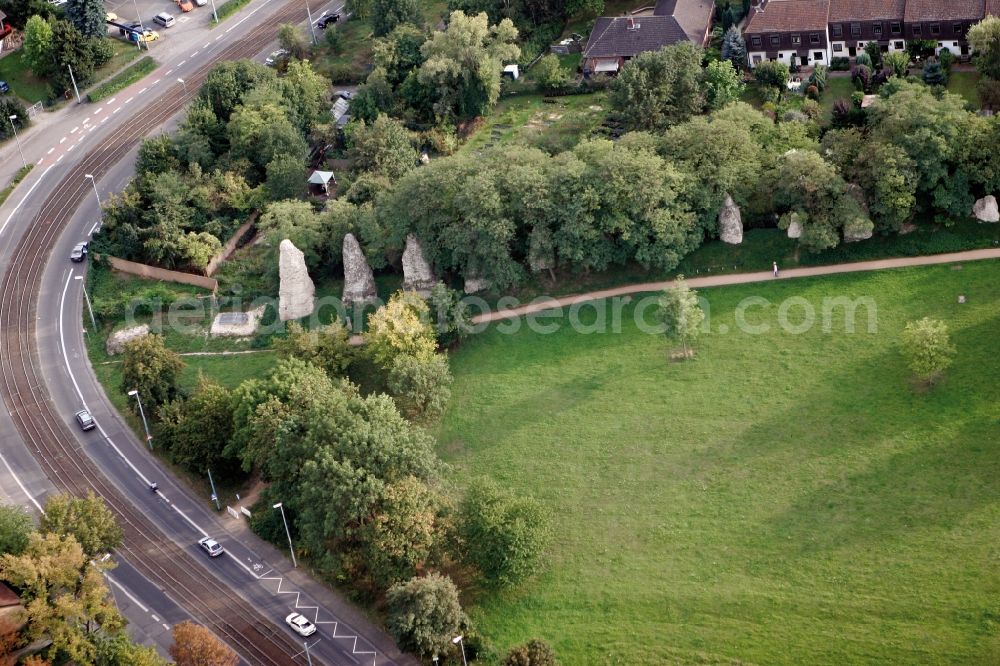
[258,572,377,666]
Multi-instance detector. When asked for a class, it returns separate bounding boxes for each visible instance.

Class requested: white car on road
[285,612,316,637]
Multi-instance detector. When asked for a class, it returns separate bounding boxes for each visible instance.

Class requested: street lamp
[127,389,153,449]
[73,276,97,330]
[177,77,187,94]
[272,502,297,567]
[453,636,468,666]
[305,0,317,45]
[131,0,147,50]
[8,115,26,170]
[84,174,101,210]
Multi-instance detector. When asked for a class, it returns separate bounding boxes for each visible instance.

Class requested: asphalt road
[0,3,417,664]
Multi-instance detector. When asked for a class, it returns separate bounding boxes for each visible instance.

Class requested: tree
[277,23,308,59]
[40,492,123,557]
[96,633,170,666]
[47,20,101,93]
[901,318,956,384]
[428,282,472,348]
[532,54,571,93]
[655,276,705,358]
[256,200,326,267]
[157,377,239,476]
[386,573,467,657]
[387,352,452,420]
[922,59,948,86]
[373,23,427,86]
[120,334,185,409]
[0,0,56,29]
[0,503,34,555]
[197,60,277,123]
[703,59,744,110]
[720,26,746,71]
[884,50,909,78]
[456,477,549,587]
[418,11,520,121]
[274,322,356,380]
[0,532,123,664]
[609,42,705,131]
[753,59,789,92]
[371,0,421,37]
[23,15,54,76]
[363,476,440,585]
[969,15,1000,80]
[504,639,559,666]
[348,114,418,181]
[0,98,28,142]
[65,0,105,38]
[365,291,438,369]
[265,153,305,201]
[226,101,308,177]
[169,621,238,666]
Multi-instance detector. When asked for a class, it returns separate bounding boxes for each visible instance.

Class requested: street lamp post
[84,174,101,210]
[209,0,218,23]
[67,64,81,103]
[7,115,26,170]
[305,0,317,45]
[304,641,313,666]
[177,77,187,94]
[127,389,153,449]
[131,0,147,50]
[73,276,97,330]
[272,502,297,567]
[453,636,468,666]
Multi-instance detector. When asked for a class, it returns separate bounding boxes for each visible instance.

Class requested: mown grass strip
[211,0,253,27]
[0,164,35,208]
[87,56,157,103]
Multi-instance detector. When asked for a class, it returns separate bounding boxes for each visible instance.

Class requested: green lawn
[0,51,51,104]
[947,70,981,107]
[436,261,1000,664]
[460,92,609,155]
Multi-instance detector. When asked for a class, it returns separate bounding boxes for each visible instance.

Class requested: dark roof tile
[583,16,690,58]
[829,0,905,22]
[903,0,984,22]
[744,0,831,34]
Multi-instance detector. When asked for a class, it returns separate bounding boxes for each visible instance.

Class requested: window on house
[873,24,882,36]
[814,51,823,60]
[891,22,901,34]
[913,25,922,36]
[752,54,762,64]
[832,24,842,37]
[851,23,861,36]
[833,43,843,52]
[791,34,801,45]
[930,23,940,36]
[894,41,904,49]
[770,35,780,46]
[810,33,820,44]
[751,36,761,47]
[953,23,963,34]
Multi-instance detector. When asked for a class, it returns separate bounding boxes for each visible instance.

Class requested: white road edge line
[59,137,67,144]
[47,147,54,154]
[56,154,64,163]
[106,574,150,613]
[70,126,79,133]
[125,96,134,104]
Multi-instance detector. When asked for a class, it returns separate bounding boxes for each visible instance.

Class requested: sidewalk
[473,247,1000,323]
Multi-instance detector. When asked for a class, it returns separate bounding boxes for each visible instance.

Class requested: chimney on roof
[627,16,638,30]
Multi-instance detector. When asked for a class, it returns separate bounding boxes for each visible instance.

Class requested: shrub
[386,573,468,658]
[805,84,820,100]
[830,56,851,71]
[901,317,955,384]
[807,64,828,92]
[938,48,955,72]
[851,64,873,92]
[800,98,821,119]
[503,639,559,666]
[387,353,453,420]
[329,63,365,84]
[855,51,873,68]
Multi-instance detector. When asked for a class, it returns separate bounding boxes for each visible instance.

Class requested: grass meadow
[436,261,1000,664]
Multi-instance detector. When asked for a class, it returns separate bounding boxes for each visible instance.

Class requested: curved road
[0,3,412,665]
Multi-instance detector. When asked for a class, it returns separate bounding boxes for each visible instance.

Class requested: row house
[745,0,996,68]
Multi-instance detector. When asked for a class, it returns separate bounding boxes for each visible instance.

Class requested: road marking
[47,147,54,155]
[95,107,104,114]
[152,79,161,85]
[0,451,44,513]
[36,158,43,165]
[107,97,116,104]
[214,35,222,40]
[139,87,147,93]
[190,50,199,57]
[0,164,52,240]
[162,623,169,630]
[59,137,67,144]
[106,574,150,612]
[165,68,174,75]
[88,126,96,133]
[151,614,159,622]
[77,135,85,143]
[101,117,109,124]
[83,117,91,124]
[177,60,185,66]
[70,126,79,133]
[67,144,75,152]
[56,154,64,163]
[89,221,100,235]
[125,96,134,104]
[113,106,122,114]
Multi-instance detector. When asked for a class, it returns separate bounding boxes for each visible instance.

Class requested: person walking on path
[773,261,779,278]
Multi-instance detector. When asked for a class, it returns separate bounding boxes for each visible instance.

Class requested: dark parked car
[0,81,10,94]
[70,242,88,262]
[316,12,339,28]
[75,409,96,431]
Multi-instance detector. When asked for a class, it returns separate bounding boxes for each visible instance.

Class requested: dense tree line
[92,60,327,270]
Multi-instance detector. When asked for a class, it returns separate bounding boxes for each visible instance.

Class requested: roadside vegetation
[0,163,33,207]
[87,55,156,102]
[211,0,252,25]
